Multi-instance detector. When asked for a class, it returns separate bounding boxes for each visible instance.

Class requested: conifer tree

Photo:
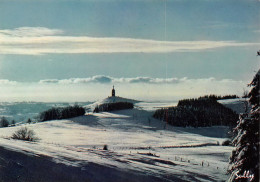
[228,70,259,182]
[27,118,32,124]
[0,117,9,127]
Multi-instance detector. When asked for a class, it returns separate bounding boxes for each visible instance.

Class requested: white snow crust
[0,101,234,181]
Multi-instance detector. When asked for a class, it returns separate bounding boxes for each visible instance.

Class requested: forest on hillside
[94,102,134,113]
[153,98,238,127]
[198,94,239,100]
[39,105,85,122]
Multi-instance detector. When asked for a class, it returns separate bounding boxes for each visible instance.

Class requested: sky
[0,0,259,102]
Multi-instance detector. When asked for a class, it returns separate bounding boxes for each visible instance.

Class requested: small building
[111,85,115,97]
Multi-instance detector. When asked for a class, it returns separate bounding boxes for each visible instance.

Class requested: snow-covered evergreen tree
[228,70,259,182]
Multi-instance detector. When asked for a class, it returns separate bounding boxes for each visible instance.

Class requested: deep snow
[0,100,235,182]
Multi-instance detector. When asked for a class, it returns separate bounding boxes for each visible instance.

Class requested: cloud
[39,79,59,84]
[38,75,244,85]
[89,75,112,83]
[0,75,245,87]
[39,76,178,84]
[0,27,63,37]
[39,76,113,84]
[0,27,259,55]
[0,76,246,102]
[0,79,17,85]
[253,30,260,33]
[125,77,180,84]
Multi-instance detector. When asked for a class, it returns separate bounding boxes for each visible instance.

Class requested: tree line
[94,102,133,113]
[0,117,34,128]
[153,98,238,127]
[0,105,85,127]
[39,105,85,122]
[198,94,239,100]
[0,117,10,127]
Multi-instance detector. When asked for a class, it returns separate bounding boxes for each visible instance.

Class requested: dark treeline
[39,105,85,122]
[198,94,239,100]
[0,117,17,128]
[153,98,238,127]
[94,102,133,113]
[0,117,9,127]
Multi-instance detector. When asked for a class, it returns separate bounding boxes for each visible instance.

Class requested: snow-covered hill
[218,98,249,114]
[87,96,140,111]
[0,103,232,182]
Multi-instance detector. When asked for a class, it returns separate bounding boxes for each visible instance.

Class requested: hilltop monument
[111,85,115,97]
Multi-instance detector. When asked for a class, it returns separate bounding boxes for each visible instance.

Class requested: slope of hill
[0,103,232,182]
[87,96,139,111]
[218,98,249,114]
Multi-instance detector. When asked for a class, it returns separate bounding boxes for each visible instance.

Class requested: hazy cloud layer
[0,79,17,85]
[0,27,63,37]
[0,76,246,102]
[0,27,259,55]
[39,76,183,84]
[38,75,242,85]
[0,75,243,86]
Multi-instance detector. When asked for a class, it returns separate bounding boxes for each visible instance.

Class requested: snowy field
[0,100,237,181]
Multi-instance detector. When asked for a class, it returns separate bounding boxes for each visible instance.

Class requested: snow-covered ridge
[87,96,140,111]
[0,101,232,181]
[218,98,249,114]
[0,98,242,181]
[96,96,140,104]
